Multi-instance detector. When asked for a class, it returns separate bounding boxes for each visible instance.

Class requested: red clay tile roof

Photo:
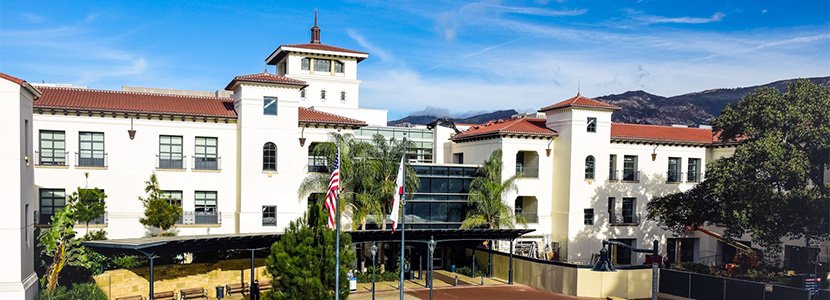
[452,117,557,141]
[539,94,620,112]
[611,123,715,145]
[298,107,367,127]
[282,43,368,55]
[0,72,26,85]
[225,73,308,90]
[1,72,42,97]
[35,86,236,118]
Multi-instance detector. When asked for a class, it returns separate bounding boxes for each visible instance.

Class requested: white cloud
[21,13,44,24]
[627,10,726,24]
[347,29,394,62]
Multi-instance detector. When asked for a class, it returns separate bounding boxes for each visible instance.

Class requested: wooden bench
[116,296,145,300]
[225,282,249,294]
[152,291,175,300]
[180,287,207,299]
[258,280,272,291]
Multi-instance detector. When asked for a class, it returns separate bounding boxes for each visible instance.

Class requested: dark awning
[82,229,535,256]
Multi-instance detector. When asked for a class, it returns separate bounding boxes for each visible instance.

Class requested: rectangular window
[161,190,183,224]
[321,89,327,100]
[584,208,594,225]
[39,189,66,224]
[24,204,29,244]
[623,155,638,181]
[587,117,597,132]
[262,206,277,226]
[610,238,635,265]
[159,135,183,169]
[622,197,636,223]
[300,89,306,99]
[39,130,66,165]
[314,59,331,72]
[194,191,218,224]
[667,238,697,264]
[301,58,310,70]
[334,61,344,73]
[195,137,218,170]
[78,132,105,167]
[609,154,617,180]
[452,153,464,164]
[608,197,616,223]
[340,91,346,101]
[668,157,681,182]
[687,158,701,182]
[263,96,278,116]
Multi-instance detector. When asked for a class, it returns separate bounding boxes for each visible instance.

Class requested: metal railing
[308,156,329,173]
[193,156,220,170]
[35,151,69,166]
[610,213,641,225]
[76,152,107,167]
[621,170,640,182]
[517,212,539,223]
[609,170,619,181]
[515,164,539,178]
[156,154,185,169]
[37,211,107,226]
[182,211,221,225]
[667,171,683,183]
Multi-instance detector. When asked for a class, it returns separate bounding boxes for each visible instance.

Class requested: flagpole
[335,131,342,300]
[399,134,407,300]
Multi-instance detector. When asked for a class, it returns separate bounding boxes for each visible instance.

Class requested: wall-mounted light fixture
[299,126,307,147]
[128,118,137,140]
[546,139,553,157]
[651,145,658,161]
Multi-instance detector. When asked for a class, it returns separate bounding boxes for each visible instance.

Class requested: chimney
[310,9,321,44]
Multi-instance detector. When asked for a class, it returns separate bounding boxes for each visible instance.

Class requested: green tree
[461,149,526,229]
[69,187,106,231]
[647,80,830,262]
[38,205,82,293]
[265,203,355,300]
[139,173,181,236]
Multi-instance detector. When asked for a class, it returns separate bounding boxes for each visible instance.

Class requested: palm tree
[298,133,419,230]
[461,149,527,229]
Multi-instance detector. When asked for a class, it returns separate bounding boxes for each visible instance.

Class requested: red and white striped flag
[389,154,405,232]
[324,148,340,229]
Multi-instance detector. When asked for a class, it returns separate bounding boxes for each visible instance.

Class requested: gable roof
[611,123,715,145]
[35,86,236,118]
[452,117,557,142]
[225,72,308,90]
[539,94,620,112]
[298,107,367,128]
[0,72,42,98]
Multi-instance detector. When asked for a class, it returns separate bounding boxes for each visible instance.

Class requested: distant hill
[388,77,830,127]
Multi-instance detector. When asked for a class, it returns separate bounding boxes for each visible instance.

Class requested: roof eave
[267,46,369,64]
[224,79,308,91]
[538,104,620,113]
[299,120,367,129]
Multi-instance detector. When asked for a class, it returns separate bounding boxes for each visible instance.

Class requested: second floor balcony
[76,152,107,168]
[181,210,221,225]
[308,156,329,173]
[193,156,221,170]
[157,154,186,170]
[35,151,69,166]
[610,213,641,226]
[517,211,539,224]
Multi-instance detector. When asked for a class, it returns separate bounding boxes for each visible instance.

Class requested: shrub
[456,265,485,278]
[679,262,712,274]
[109,255,147,269]
[39,283,107,300]
[355,266,399,283]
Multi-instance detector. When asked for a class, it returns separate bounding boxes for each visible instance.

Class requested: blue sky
[1,0,828,119]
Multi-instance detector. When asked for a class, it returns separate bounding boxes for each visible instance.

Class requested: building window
[194,191,218,224]
[610,238,635,265]
[587,117,597,132]
[687,158,701,182]
[452,153,464,164]
[300,89,306,99]
[263,96,277,116]
[340,91,346,101]
[159,135,183,169]
[38,189,66,224]
[301,58,310,70]
[334,61,344,73]
[608,197,616,223]
[622,197,636,223]
[307,142,330,173]
[321,89,327,100]
[667,238,697,264]
[161,190,183,224]
[584,208,594,225]
[262,206,277,226]
[263,142,277,171]
[78,132,105,167]
[667,157,681,182]
[585,155,595,180]
[314,59,331,72]
[609,154,617,180]
[24,204,29,244]
[623,155,638,181]
[195,137,218,170]
[39,130,66,165]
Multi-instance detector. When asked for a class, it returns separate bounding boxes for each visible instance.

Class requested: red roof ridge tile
[298,107,367,127]
[539,94,620,112]
[36,85,233,101]
[611,122,710,130]
[0,72,26,85]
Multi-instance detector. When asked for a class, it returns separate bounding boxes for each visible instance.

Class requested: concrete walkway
[352,270,506,294]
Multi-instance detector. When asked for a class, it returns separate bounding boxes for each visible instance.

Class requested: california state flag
[390,155,405,232]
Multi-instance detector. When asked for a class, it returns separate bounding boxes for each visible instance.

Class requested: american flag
[324,148,340,229]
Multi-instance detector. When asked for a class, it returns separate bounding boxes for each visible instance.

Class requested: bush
[456,265,485,278]
[109,255,147,269]
[355,266,399,283]
[39,283,107,300]
[679,262,712,274]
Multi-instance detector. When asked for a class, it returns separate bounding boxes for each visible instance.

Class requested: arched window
[263,142,277,171]
[585,155,595,179]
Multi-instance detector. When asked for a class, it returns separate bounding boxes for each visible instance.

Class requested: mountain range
[387,76,830,127]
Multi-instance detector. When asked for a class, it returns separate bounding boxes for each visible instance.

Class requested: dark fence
[660,269,825,300]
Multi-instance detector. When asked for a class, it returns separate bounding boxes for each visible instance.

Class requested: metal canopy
[349,228,535,244]
[82,232,281,256]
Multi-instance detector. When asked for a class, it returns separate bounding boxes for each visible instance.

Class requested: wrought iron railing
[76,152,107,167]
[193,156,220,170]
[515,164,539,178]
[517,212,539,223]
[308,156,329,173]
[182,211,221,225]
[157,154,185,169]
[610,213,641,225]
[621,170,640,182]
[35,151,69,166]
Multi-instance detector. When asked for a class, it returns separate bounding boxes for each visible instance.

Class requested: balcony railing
[667,171,682,183]
[687,172,702,183]
[157,154,185,169]
[37,211,107,226]
[35,151,69,166]
[308,156,329,173]
[76,152,107,167]
[193,156,220,170]
[609,170,619,181]
[610,213,641,225]
[515,164,539,178]
[517,212,539,223]
[182,211,221,225]
[621,170,640,182]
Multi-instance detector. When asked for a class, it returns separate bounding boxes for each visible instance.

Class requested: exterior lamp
[428,237,437,300]
[651,145,658,161]
[370,243,378,300]
[128,118,137,140]
[546,139,553,157]
[299,127,307,147]
[593,240,659,300]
